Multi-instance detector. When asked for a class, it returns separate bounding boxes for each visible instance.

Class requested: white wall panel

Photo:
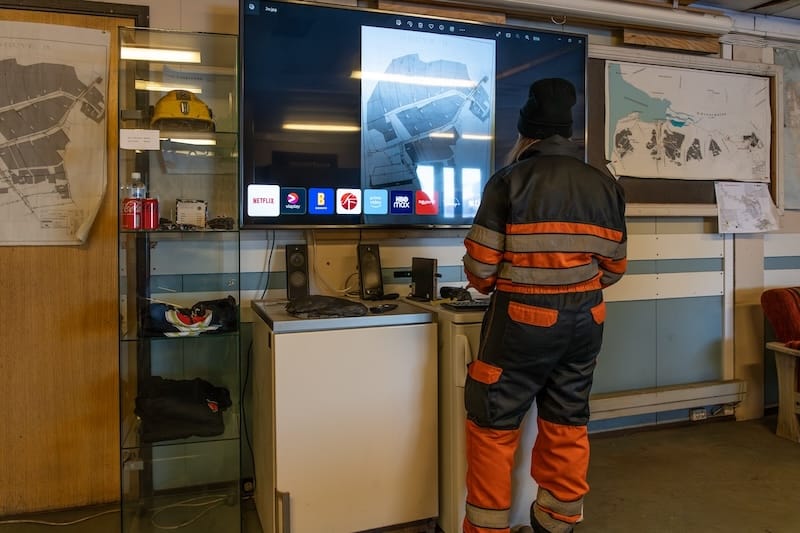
[378,238,468,267]
[628,233,724,260]
[764,233,800,257]
[764,269,800,288]
[604,272,724,302]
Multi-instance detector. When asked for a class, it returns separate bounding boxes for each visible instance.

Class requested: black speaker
[285,244,309,301]
[410,257,437,301]
[357,244,384,300]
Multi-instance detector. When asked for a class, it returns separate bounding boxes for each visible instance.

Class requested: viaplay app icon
[281,188,306,215]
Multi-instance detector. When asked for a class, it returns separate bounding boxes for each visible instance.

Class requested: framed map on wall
[587,44,783,216]
[605,60,770,183]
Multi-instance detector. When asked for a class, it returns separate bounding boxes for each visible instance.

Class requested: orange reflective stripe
[496,275,603,294]
[535,489,584,519]
[466,271,496,294]
[600,256,627,274]
[539,506,583,524]
[466,239,503,265]
[507,221,624,242]
[507,250,592,269]
[532,418,590,502]
[465,420,519,511]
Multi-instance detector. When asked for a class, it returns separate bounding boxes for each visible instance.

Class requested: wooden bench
[766,341,800,443]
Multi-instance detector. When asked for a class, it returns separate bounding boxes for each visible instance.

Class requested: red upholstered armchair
[761,287,800,442]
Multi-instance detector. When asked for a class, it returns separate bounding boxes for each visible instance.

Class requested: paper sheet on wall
[0,22,109,245]
[775,48,800,210]
[714,182,779,233]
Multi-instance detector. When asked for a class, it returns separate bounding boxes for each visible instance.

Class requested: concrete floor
[2,415,799,533]
[585,414,800,533]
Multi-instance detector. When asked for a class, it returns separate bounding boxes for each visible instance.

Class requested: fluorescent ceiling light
[283,123,361,132]
[121,46,201,63]
[162,137,217,146]
[352,70,478,88]
[135,80,202,94]
[429,132,492,140]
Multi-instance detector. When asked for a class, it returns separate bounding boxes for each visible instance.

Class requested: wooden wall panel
[0,10,133,515]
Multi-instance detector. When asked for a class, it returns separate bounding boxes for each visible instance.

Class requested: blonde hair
[505,135,540,166]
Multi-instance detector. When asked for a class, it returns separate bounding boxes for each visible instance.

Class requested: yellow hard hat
[150,90,214,131]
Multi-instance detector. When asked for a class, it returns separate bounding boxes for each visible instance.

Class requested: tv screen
[240,0,587,228]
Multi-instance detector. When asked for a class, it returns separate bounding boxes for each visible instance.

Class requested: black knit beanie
[517,78,576,139]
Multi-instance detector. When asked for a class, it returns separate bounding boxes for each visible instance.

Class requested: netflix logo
[247,184,280,217]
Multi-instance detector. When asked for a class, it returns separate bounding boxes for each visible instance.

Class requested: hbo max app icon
[390,190,413,215]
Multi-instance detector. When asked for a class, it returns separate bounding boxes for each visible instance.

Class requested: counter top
[403,297,489,325]
[251,299,434,333]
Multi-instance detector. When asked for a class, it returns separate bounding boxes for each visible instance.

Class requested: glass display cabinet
[117,27,240,533]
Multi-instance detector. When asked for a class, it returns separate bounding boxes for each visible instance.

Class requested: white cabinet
[251,302,439,533]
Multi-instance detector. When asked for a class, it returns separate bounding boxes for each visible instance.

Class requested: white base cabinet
[251,302,439,533]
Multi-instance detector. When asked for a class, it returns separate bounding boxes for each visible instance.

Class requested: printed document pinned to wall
[714,182,779,233]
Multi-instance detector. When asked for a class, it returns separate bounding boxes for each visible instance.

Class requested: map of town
[0,57,105,242]
[605,61,770,182]
[714,182,778,233]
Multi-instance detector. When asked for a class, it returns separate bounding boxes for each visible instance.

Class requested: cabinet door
[273,323,438,533]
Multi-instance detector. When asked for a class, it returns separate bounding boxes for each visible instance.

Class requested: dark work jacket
[463,135,627,295]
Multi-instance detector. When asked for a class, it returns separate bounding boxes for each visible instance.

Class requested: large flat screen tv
[240,0,587,229]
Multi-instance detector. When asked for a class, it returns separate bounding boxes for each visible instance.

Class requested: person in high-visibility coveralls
[462,78,627,533]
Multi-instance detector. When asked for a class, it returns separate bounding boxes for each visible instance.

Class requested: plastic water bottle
[122,172,146,230]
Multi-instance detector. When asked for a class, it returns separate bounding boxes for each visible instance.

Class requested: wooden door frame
[0,0,148,26]
[0,2,146,515]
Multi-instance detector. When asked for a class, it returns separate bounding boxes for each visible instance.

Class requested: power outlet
[241,477,255,497]
[690,408,707,421]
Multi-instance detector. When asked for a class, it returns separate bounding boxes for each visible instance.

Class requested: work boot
[531,502,574,533]
[531,517,573,533]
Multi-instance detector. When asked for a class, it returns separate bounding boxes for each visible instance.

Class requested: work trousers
[463,290,605,533]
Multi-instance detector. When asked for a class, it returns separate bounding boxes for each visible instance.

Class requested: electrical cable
[343,271,361,298]
[0,508,118,527]
[241,340,256,494]
[259,229,276,299]
[150,494,228,530]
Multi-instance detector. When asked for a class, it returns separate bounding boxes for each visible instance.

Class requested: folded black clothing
[137,376,232,410]
[135,376,231,442]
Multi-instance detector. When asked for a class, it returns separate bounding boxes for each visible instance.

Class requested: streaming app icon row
[247,185,439,216]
